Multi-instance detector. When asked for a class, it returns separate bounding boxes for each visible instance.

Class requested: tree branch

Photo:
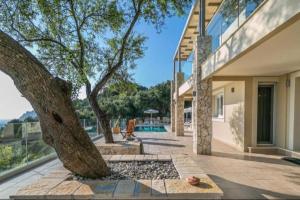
[68,0,85,71]
[132,0,137,12]
[90,0,144,99]
[79,12,105,30]
[67,0,93,88]
[18,37,67,49]
[4,0,82,70]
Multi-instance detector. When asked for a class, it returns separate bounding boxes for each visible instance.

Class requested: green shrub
[14,123,23,138]
[0,145,13,169]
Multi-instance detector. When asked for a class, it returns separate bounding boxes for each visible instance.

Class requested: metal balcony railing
[0,119,101,179]
[207,0,264,53]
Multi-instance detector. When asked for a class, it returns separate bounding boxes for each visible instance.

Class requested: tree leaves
[98,81,171,119]
[0,0,191,110]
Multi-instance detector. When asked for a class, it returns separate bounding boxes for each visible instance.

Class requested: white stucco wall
[275,75,288,149]
[213,81,245,151]
[212,75,298,152]
[287,70,300,150]
[212,76,292,152]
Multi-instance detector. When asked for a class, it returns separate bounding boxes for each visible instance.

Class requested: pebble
[73,161,179,180]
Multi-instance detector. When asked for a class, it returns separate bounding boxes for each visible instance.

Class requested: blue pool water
[134,125,166,132]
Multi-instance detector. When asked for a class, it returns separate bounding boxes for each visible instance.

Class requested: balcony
[202,0,300,79]
[207,0,264,53]
[174,0,266,97]
[179,75,193,98]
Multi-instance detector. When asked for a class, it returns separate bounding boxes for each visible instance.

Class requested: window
[213,92,224,119]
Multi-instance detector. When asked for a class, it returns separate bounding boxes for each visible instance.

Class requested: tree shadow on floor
[284,172,300,186]
[178,134,193,138]
[139,137,178,141]
[211,151,297,167]
[209,174,300,199]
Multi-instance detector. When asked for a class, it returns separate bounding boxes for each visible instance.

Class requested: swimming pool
[134,125,166,132]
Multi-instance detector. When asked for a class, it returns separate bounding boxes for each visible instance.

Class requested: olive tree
[0,0,191,143]
[0,0,192,178]
[0,30,108,178]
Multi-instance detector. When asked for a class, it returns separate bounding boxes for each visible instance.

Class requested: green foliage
[23,117,38,122]
[13,123,22,139]
[0,145,13,168]
[27,140,54,162]
[8,119,21,123]
[0,0,192,97]
[0,140,54,173]
[0,0,123,95]
[74,80,171,119]
[0,1,191,143]
[73,101,97,127]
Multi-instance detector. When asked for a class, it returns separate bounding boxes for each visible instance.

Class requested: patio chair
[120,119,136,139]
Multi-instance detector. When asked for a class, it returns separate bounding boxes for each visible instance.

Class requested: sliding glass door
[257,85,274,144]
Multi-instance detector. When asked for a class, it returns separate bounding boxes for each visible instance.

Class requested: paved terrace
[135,131,300,199]
[1,130,300,199]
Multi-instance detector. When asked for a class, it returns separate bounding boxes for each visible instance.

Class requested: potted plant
[112,118,121,134]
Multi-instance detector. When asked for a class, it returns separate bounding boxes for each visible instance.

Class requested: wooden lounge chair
[120,119,136,139]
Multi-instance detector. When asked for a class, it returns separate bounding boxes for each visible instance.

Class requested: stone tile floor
[0,159,61,200]
[1,129,300,199]
[10,155,222,199]
[135,130,300,199]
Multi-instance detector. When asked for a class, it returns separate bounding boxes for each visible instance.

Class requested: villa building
[170,0,300,155]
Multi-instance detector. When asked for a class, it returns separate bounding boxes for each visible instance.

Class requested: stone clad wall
[195,78,212,154]
[175,72,184,136]
[95,140,142,155]
[192,36,213,155]
[170,81,175,132]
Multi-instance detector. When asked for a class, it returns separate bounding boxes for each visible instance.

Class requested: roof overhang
[214,16,300,77]
[173,0,222,61]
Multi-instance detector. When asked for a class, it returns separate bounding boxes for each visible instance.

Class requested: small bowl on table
[186,176,200,186]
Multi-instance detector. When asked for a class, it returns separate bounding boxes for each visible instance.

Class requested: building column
[175,72,184,136]
[170,81,175,132]
[192,35,212,155]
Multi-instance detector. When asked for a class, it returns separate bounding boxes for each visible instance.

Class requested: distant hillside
[19,111,37,121]
[0,120,9,128]
[0,111,38,128]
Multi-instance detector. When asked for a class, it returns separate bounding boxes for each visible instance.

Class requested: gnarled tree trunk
[88,95,114,143]
[0,30,108,178]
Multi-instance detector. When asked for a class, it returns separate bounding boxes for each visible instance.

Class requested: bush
[0,145,13,170]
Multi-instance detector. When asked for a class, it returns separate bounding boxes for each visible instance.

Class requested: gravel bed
[74,161,180,180]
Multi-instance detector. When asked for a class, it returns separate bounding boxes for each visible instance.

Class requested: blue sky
[133,15,188,87]
[0,14,190,119]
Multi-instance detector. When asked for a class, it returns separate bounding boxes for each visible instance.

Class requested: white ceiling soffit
[174,0,222,61]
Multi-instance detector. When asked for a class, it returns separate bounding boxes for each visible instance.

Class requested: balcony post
[175,71,184,136]
[199,0,206,36]
[192,35,212,154]
[174,50,185,136]
[173,60,176,83]
[170,61,176,132]
[178,49,182,72]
